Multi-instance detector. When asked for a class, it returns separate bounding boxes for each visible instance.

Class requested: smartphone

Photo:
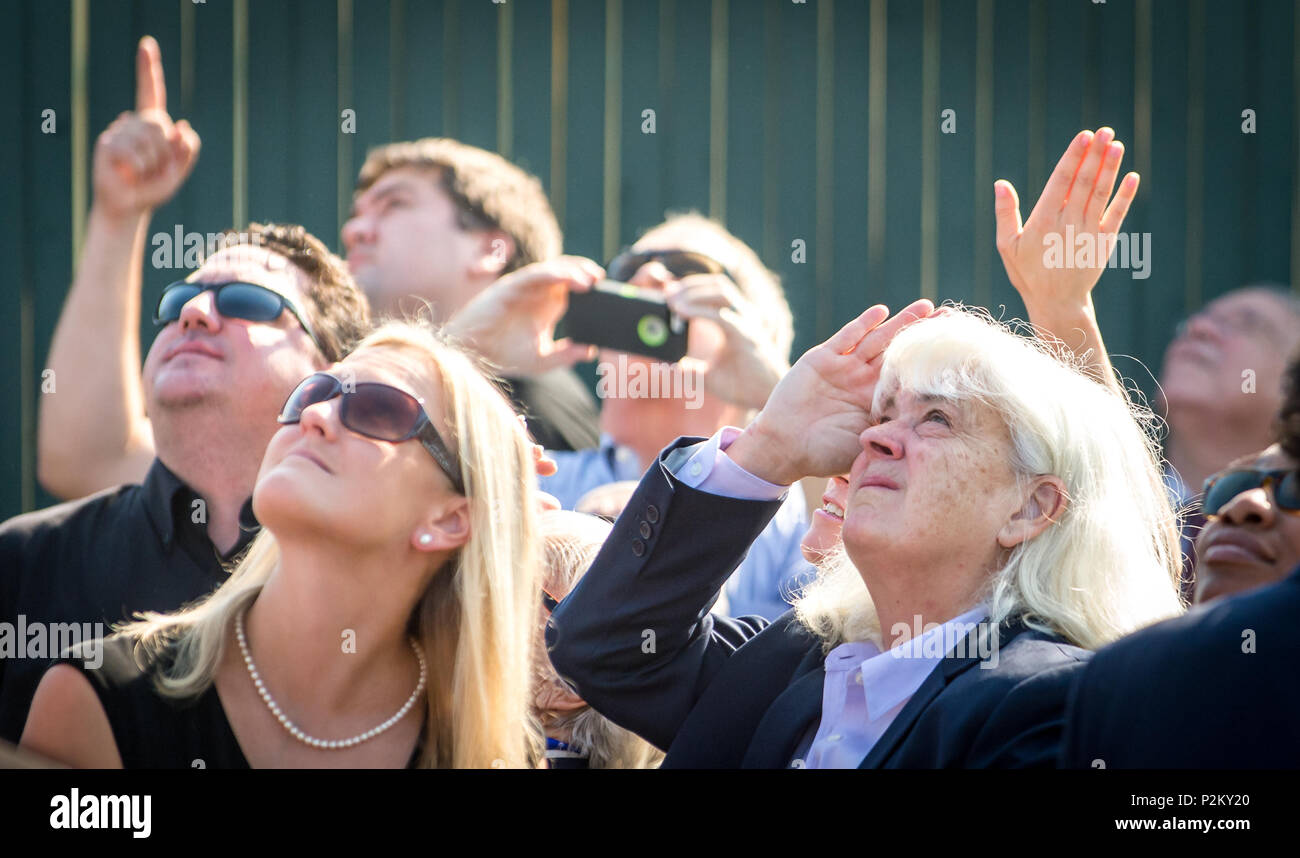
[561,280,689,363]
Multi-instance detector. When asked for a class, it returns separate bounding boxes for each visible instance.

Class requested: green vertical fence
[1,0,1298,520]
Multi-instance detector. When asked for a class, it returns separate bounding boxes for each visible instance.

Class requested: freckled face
[842,388,1025,575]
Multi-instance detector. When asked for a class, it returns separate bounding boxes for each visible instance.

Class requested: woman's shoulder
[54,634,249,769]
[59,633,167,692]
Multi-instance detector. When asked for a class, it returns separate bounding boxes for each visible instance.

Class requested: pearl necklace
[235,607,427,750]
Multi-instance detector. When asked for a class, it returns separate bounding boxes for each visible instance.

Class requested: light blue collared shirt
[541,431,816,620]
[801,604,991,769]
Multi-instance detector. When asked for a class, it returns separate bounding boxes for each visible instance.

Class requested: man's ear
[471,230,515,279]
[997,476,1068,549]
[411,496,472,553]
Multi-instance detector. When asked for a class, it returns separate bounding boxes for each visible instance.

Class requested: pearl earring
[419,534,433,546]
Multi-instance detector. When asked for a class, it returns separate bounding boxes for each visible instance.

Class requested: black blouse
[58,635,423,769]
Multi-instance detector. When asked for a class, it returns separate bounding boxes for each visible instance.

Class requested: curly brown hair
[216,222,371,363]
[355,138,562,274]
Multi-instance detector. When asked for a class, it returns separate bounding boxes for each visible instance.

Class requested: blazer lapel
[857,616,1005,768]
[741,662,826,768]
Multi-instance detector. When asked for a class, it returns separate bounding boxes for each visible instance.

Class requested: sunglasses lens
[156,284,202,322]
[1203,471,1260,516]
[658,251,719,279]
[606,253,643,283]
[279,374,338,422]
[217,283,286,322]
[1275,472,1300,510]
[609,250,725,284]
[342,385,423,441]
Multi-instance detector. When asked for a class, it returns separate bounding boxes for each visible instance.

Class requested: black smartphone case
[560,280,689,363]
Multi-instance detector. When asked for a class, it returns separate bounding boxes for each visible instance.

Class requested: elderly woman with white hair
[545,301,1184,767]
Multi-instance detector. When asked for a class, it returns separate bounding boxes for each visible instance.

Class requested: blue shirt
[541,434,817,620]
[799,604,992,768]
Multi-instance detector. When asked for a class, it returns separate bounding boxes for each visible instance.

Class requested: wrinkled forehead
[872,382,962,415]
[189,246,306,302]
[354,166,441,206]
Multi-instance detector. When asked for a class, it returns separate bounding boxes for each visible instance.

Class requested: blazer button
[645,505,659,523]
[631,539,646,556]
[639,521,652,539]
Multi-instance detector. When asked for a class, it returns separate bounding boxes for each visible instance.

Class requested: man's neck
[153,411,268,555]
[1166,405,1275,492]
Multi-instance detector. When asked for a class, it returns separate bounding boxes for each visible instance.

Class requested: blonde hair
[118,320,544,768]
[795,307,1185,652]
[537,511,664,769]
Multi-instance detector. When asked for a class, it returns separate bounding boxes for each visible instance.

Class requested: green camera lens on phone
[637,315,669,347]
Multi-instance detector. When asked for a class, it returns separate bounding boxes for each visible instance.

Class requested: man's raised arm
[38,36,200,498]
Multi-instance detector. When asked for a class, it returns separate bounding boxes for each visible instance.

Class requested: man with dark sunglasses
[446,213,815,621]
[1058,353,1300,768]
[0,39,371,743]
[1193,446,1300,604]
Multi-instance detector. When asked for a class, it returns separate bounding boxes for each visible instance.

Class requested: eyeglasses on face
[154,280,324,354]
[604,248,741,289]
[1200,467,1300,518]
[277,371,464,494]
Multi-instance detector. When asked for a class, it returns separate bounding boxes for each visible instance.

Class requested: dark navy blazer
[1061,562,1300,769]
[546,437,1089,768]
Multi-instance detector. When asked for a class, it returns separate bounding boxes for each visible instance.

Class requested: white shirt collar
[827,604,991,722]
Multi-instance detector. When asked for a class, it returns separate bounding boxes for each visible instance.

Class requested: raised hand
[444,255,602,375]
[666,273,789,412]
[92,36,201,219]
[994,127,1137,313]
[725,299,935,486]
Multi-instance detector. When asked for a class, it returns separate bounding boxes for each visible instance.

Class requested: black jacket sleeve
[545,437,786,751]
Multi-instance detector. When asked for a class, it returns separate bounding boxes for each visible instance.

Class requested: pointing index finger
[135,36,166,113]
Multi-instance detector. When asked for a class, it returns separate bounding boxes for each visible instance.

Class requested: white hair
[795,306,1184,651]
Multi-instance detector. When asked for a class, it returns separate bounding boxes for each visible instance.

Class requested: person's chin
[1194,562,1276,604]
[1159,364,1226,409]
[252,467,331,531]
[149,371,226,409]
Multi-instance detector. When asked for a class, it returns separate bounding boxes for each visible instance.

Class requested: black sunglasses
[1200,468,1300,518]
[277,372,465,494]
[154,280,323,354]
[605,248,740,288]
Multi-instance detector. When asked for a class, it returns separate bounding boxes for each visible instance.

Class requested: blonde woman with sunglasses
[21,321,545,768]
